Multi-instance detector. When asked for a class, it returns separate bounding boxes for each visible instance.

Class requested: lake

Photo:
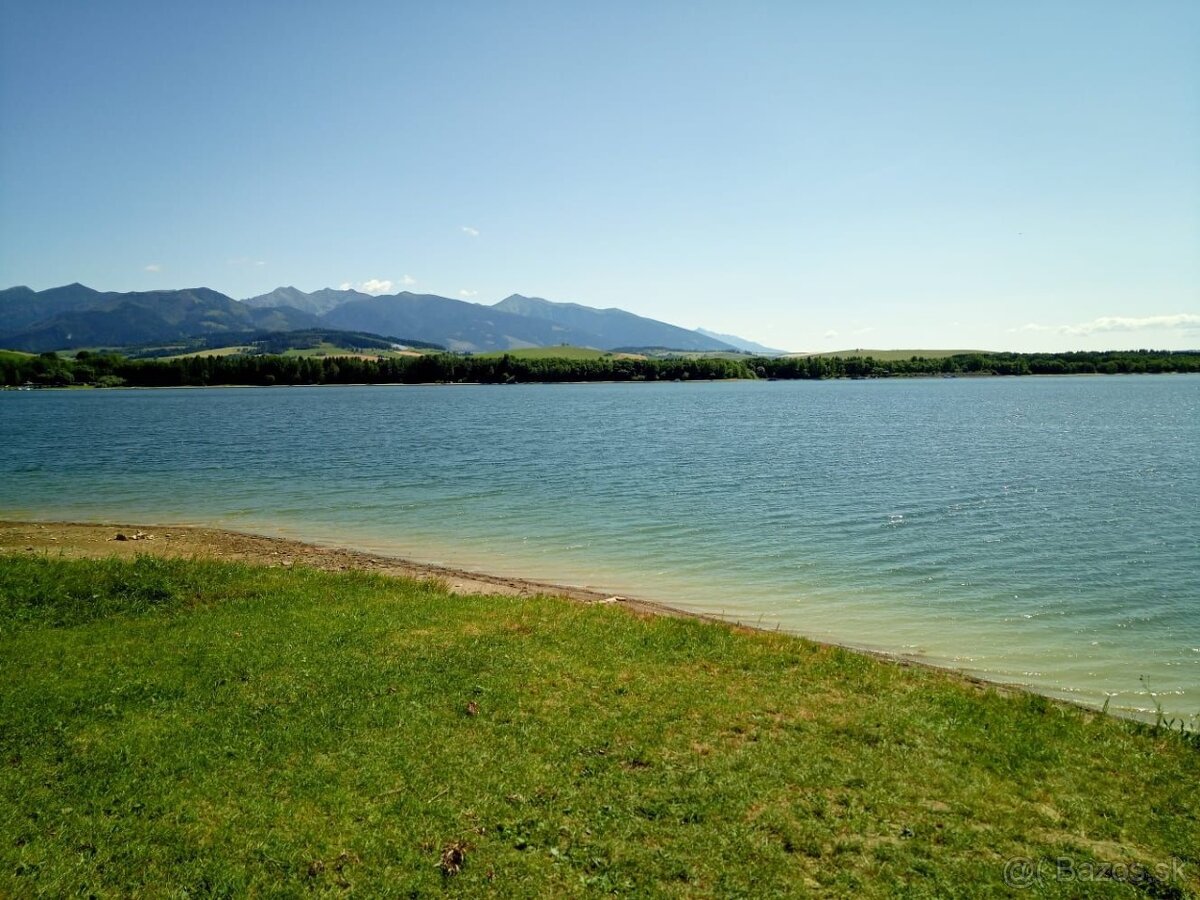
[2,375,1197,720]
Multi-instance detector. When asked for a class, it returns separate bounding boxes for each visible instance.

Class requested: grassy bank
[1,555,1197,896]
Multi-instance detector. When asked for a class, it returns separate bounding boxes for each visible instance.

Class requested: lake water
[2,376,1197,721]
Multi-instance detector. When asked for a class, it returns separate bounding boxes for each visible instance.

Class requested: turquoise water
[2,377,1197,720]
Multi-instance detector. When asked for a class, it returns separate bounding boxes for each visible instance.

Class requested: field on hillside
[642,350,757,361]
[475,346,645,361]
[158,345,255,360]
[1,553,1196,897]
[797,349,995,361]
[279,342,425,360]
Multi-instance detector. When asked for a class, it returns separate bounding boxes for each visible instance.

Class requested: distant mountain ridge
[695,327,788,355]
[493,294,734,352]
[0,284,317,352]
[319,291,590,353]
[1,283,760,354]
[243,286,370,316]
[248,287,738,352]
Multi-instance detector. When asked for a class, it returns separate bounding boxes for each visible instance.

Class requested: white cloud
[459,289,478,298]
[823,329,839,339]
[340,279,396,295]
[143,263,162,273]
[1015,313,1200,337]
[461,225,480,237]
[401,274,416,286]
[360,279,395,295]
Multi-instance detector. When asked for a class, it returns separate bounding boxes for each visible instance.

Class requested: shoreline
[1,518,1135,724]
[0,518,733,623]
[5,371,1198,392]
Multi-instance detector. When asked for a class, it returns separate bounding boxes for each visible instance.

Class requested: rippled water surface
[2,377,1197,719]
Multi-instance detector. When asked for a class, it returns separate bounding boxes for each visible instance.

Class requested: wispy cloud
[460,225,480,237]
[823,329,839,339]
[143,263,162,273]
[1014,313,1200,337]
[401,274,416,286]
[339,279,397,295]
[227,256,266,267]
[458,289,478,298]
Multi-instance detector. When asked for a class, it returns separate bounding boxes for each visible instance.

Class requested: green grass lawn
[1,555,1196,896]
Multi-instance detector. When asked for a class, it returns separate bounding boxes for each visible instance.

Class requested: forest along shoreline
[3,348,1198,388]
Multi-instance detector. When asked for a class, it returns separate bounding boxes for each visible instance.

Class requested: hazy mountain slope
[695,327,787,355]
[322,292,595,352]
[0,283,107,333]
[1,287,317,351]
[244,306,322,332]
[243,286,364,316]
[3,283,751,355]
[494,294,735,351]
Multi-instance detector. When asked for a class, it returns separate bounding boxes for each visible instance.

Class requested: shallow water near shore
[2,376,1197,719]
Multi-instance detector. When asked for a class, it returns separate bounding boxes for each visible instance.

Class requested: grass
[797,349,995,361]
[0,349,34,363]
[1,555,1197,897]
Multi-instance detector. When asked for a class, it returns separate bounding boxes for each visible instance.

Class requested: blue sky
[1,0,1197,351]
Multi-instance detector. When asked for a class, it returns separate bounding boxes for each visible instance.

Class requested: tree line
[3,349,1198,388]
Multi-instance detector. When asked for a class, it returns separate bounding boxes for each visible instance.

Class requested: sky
[1,0,1197,352]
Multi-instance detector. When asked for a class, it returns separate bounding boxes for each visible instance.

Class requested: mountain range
[0,284,770,354]
[0,284,318,352]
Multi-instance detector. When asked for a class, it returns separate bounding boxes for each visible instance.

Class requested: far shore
[5,370,1196,392]
[1,518,1124,723]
